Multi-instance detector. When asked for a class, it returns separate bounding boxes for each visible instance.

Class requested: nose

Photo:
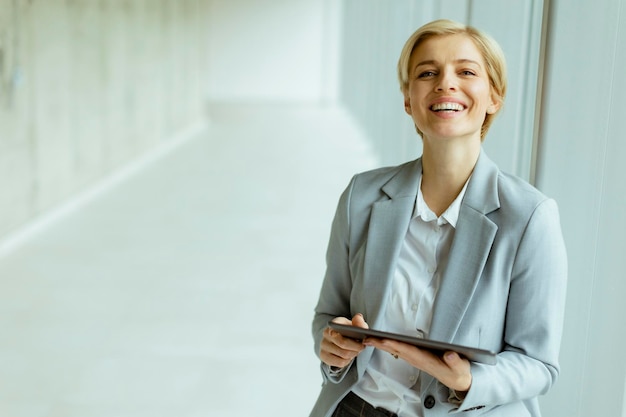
[435,71,457,92]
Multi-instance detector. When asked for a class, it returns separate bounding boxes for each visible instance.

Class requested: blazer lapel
[429,152,501,342]
[428,209,498,342]
[421,152,500,392]
[362,159,422,325]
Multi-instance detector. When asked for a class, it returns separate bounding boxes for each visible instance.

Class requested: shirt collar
[415,174,471,228]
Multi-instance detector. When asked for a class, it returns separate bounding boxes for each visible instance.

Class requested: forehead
[410,34,486,67]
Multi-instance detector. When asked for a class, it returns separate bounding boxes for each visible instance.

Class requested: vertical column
[0,0,36,234]
[468,0,544,180]
[30,0,73,211]
[68,0,106,187]
[536,0,626,415]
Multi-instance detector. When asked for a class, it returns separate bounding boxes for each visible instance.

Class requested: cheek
[469,83,495,110]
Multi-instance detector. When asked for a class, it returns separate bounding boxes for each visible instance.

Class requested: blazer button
[424,395,436,409]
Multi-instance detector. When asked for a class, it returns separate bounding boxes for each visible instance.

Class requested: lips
[430,102,466,112]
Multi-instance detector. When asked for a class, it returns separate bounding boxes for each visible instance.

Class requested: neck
[420,138,480,216]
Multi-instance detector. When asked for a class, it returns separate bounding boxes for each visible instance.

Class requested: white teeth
[431,102,464,111]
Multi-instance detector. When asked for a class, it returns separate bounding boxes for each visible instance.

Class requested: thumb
[351,313,369,329]
[444,351,462,366]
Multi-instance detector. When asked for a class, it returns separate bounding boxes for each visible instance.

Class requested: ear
[404,96,412,115]
[487,92,501,115]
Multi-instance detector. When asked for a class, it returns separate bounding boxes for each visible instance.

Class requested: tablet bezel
[328,322,497,365]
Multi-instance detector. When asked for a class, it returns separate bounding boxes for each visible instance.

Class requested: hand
[363,338,472,392]
[319,314,369,369]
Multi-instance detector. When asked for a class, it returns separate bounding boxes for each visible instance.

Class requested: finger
[351,313,369,329]
[320,348,353,368]
[443,351,462,367]
[411,349,471,391]
[363,337,401,352]
[365,338,440,368]
[441,351,472,391]
[323,326,365,354]
[320,337,360,368]
[321,337,361,358]
[363,337,405,358]
[320,315,369,368]
[362,336,473,391]
[326,317,363,347]
[330,316,352,325]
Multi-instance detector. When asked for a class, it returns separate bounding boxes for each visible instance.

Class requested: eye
[460,70,477,76]
[418,70,437,78]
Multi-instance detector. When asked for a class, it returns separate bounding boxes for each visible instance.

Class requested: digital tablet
[328,322,497,365]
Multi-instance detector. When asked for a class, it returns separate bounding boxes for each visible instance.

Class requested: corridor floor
[0,104,378,417]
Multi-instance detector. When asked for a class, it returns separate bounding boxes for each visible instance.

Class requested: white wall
[536,0,626,415]
[206,0,339,103]
[0,0,209,240]
[0,0,340,241]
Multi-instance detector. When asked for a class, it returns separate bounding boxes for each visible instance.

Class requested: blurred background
[0,0,624,416]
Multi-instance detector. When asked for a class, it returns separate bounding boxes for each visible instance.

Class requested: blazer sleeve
[312,176,357,381]
[456,198,568,411]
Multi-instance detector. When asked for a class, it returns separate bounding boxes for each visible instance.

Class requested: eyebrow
[414,59,482,68]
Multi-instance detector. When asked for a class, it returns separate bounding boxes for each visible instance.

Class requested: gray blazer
[311,152,568,417]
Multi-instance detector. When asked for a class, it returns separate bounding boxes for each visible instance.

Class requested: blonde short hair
[397,19,507,140]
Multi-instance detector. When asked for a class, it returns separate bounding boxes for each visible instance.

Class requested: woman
[310,19,567,417]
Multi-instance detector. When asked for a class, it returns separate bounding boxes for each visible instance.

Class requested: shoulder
[468,152,557,226]
[490,170,562,238]
[496,170,551,213]
[336,159,420,216]
[351,159,416,186]
[344,159,420,199]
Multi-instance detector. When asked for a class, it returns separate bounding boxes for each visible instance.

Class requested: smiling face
[404,34,500,144]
